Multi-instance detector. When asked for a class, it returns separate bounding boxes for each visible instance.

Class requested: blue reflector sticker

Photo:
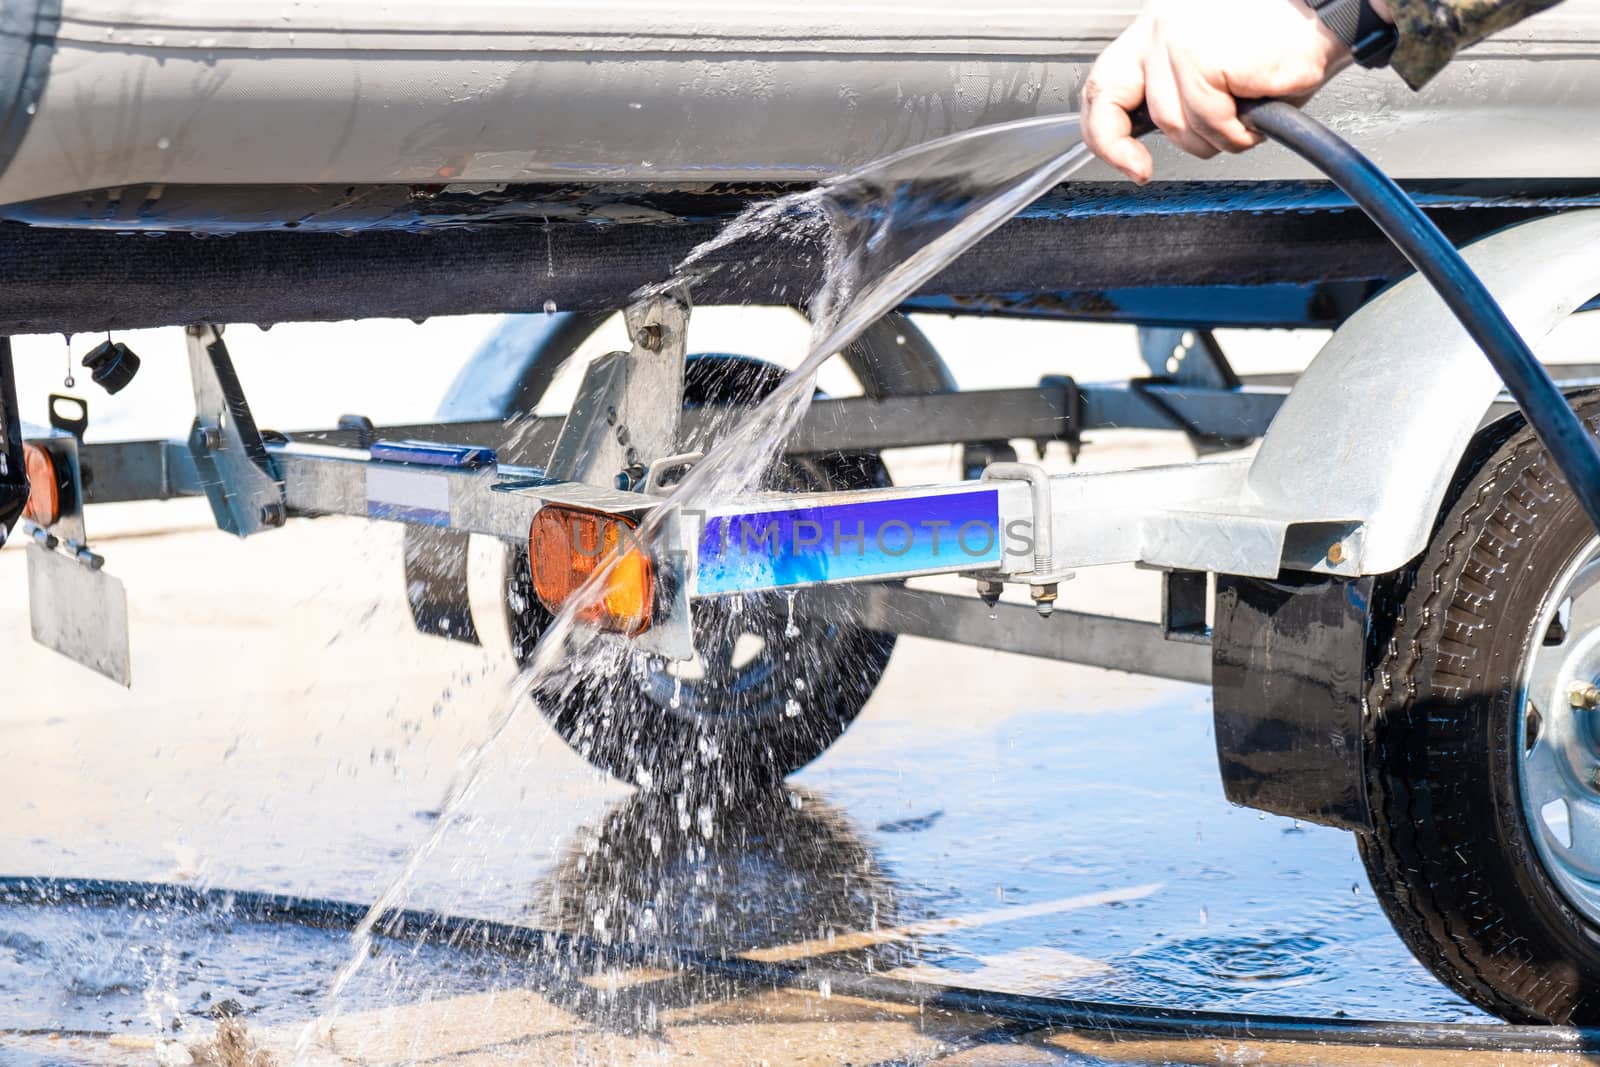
[369,439,496,469]
[696,489,1001,594]
[367,467,450,527]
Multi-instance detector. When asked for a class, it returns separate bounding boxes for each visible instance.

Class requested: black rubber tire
[1360,395,1600,1023]
[507,354,895,791]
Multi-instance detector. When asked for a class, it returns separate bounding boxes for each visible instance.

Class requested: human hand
[1082,0,1384,183]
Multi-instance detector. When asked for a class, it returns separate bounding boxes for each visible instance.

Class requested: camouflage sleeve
[1385,0,1567,88]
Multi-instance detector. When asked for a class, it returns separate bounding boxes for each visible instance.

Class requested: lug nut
[1572,682,1600,710]
[1032,582,1059,619]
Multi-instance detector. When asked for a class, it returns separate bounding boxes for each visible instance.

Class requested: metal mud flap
[26,541,131,687]
[13,395,133,687]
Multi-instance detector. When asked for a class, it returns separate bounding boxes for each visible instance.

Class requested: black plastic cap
[82,339,140,395]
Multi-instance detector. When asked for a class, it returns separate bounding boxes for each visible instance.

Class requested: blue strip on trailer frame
[694,488,1003,595]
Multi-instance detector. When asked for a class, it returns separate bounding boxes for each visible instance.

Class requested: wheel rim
[634,594,832,725]
[1520,535,1600,922]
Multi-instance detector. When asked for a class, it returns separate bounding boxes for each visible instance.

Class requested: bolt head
[1571,682,1600,710]
[1327,542,1345,565]
[634,323,664,352]
[258,502,285,527]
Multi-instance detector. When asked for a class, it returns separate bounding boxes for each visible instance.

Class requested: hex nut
[634,324,664,352]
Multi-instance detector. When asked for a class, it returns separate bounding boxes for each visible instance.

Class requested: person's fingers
[1144,40,1217,161]
[1169,45,1262,153]
[1082,34,1155,183]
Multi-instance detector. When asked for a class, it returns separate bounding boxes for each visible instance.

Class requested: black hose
[7,873,1600,1054]
[1130,101,1600,533]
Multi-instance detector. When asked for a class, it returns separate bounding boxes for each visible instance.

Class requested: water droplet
[156,137,171,151]
[542,299,558,315]
[784,698,801,719]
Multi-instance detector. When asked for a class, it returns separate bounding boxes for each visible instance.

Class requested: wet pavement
[0,496,1492,1065]
[0,315,1554,1064]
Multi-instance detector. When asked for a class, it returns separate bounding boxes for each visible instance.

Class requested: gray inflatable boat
[0,0,1597,331]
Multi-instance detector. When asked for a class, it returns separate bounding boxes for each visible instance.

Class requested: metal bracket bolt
[981,462,1075,619]
[614,463,647,492]
[196,424,223,452]
[634,323,664,352]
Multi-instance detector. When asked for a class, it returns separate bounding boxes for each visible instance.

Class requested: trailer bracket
[185,324,285,538]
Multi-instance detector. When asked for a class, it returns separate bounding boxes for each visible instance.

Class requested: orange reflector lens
[22,443,59,527]
[529,506,653,635]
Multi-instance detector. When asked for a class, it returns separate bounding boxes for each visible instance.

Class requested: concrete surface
[0,312,1539,1064]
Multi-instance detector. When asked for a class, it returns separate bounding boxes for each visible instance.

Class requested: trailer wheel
[1359,396,1600,1023]
[507,354,895,789]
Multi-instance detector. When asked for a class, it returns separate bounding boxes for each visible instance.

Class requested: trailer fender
[1245,208,1600,578]
[1215,209,1600,830]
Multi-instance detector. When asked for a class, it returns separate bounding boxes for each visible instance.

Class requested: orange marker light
[22,443,59,527]
[529,506,653,636]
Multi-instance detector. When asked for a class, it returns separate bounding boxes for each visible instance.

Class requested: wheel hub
[1520,544,1600,917]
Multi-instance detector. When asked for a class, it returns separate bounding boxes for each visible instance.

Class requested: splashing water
[298,113,1092,1059]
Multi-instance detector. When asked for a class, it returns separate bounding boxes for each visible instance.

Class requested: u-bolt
[982,462,1059,616]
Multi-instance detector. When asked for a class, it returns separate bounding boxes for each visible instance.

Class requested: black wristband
[1307,0,1399,69]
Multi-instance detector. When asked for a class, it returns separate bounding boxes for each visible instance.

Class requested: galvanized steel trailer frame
[7,208,1600,835]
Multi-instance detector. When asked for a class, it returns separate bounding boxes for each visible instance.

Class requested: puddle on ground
[2,698,1483,1063]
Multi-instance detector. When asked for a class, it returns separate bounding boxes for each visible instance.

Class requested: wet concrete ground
[8,312,1589,1063]
[0,496,1489,1065]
